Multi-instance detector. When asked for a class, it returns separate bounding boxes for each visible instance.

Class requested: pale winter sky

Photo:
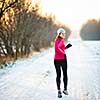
[33,0,100,30]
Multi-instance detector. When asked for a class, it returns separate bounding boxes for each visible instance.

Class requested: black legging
[54,58,68,90]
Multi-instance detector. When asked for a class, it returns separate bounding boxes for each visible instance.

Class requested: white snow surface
[0,40,100,100]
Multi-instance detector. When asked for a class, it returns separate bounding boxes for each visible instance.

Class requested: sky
[37,0,100,31]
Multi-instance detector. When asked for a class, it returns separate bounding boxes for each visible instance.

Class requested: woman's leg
[61,59,68,90]
[54,60,61,90]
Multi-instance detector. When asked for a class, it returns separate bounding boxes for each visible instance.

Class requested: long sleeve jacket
[54,38,67,60]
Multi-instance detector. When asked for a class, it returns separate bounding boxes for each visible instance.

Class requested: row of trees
[80,19,100,40]
[0,0,71,65]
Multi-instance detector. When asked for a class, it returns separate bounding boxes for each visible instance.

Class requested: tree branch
[0,0,18,20]
[1,0,5,10]
[2,0,18,13]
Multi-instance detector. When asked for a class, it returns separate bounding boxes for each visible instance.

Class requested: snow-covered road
[0,40,100,100]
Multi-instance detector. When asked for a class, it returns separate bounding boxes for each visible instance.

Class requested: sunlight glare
[39,0,100,30]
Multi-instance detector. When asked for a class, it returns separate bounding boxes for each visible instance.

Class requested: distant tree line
[0,0,71,66]
[80,19,100,40]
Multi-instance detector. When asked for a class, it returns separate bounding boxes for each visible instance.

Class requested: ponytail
[55,32,62,41]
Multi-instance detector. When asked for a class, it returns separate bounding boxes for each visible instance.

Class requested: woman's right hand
[66,43,72,48]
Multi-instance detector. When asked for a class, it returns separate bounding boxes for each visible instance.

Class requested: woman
[54,28,72,98]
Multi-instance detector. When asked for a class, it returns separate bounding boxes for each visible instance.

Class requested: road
[0,40,100,100]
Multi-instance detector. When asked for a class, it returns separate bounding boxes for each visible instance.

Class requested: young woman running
[54,28,72,98]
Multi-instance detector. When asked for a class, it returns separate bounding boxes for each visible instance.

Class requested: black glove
[66,43,72,49]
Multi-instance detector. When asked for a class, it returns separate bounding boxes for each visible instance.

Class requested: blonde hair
[55,32,62,41]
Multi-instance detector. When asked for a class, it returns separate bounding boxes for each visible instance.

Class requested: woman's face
[60,32,66,39]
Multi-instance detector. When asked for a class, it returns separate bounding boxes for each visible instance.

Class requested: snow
[0,40,100,100]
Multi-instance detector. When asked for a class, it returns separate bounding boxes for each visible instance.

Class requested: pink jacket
[54,38,67,60]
